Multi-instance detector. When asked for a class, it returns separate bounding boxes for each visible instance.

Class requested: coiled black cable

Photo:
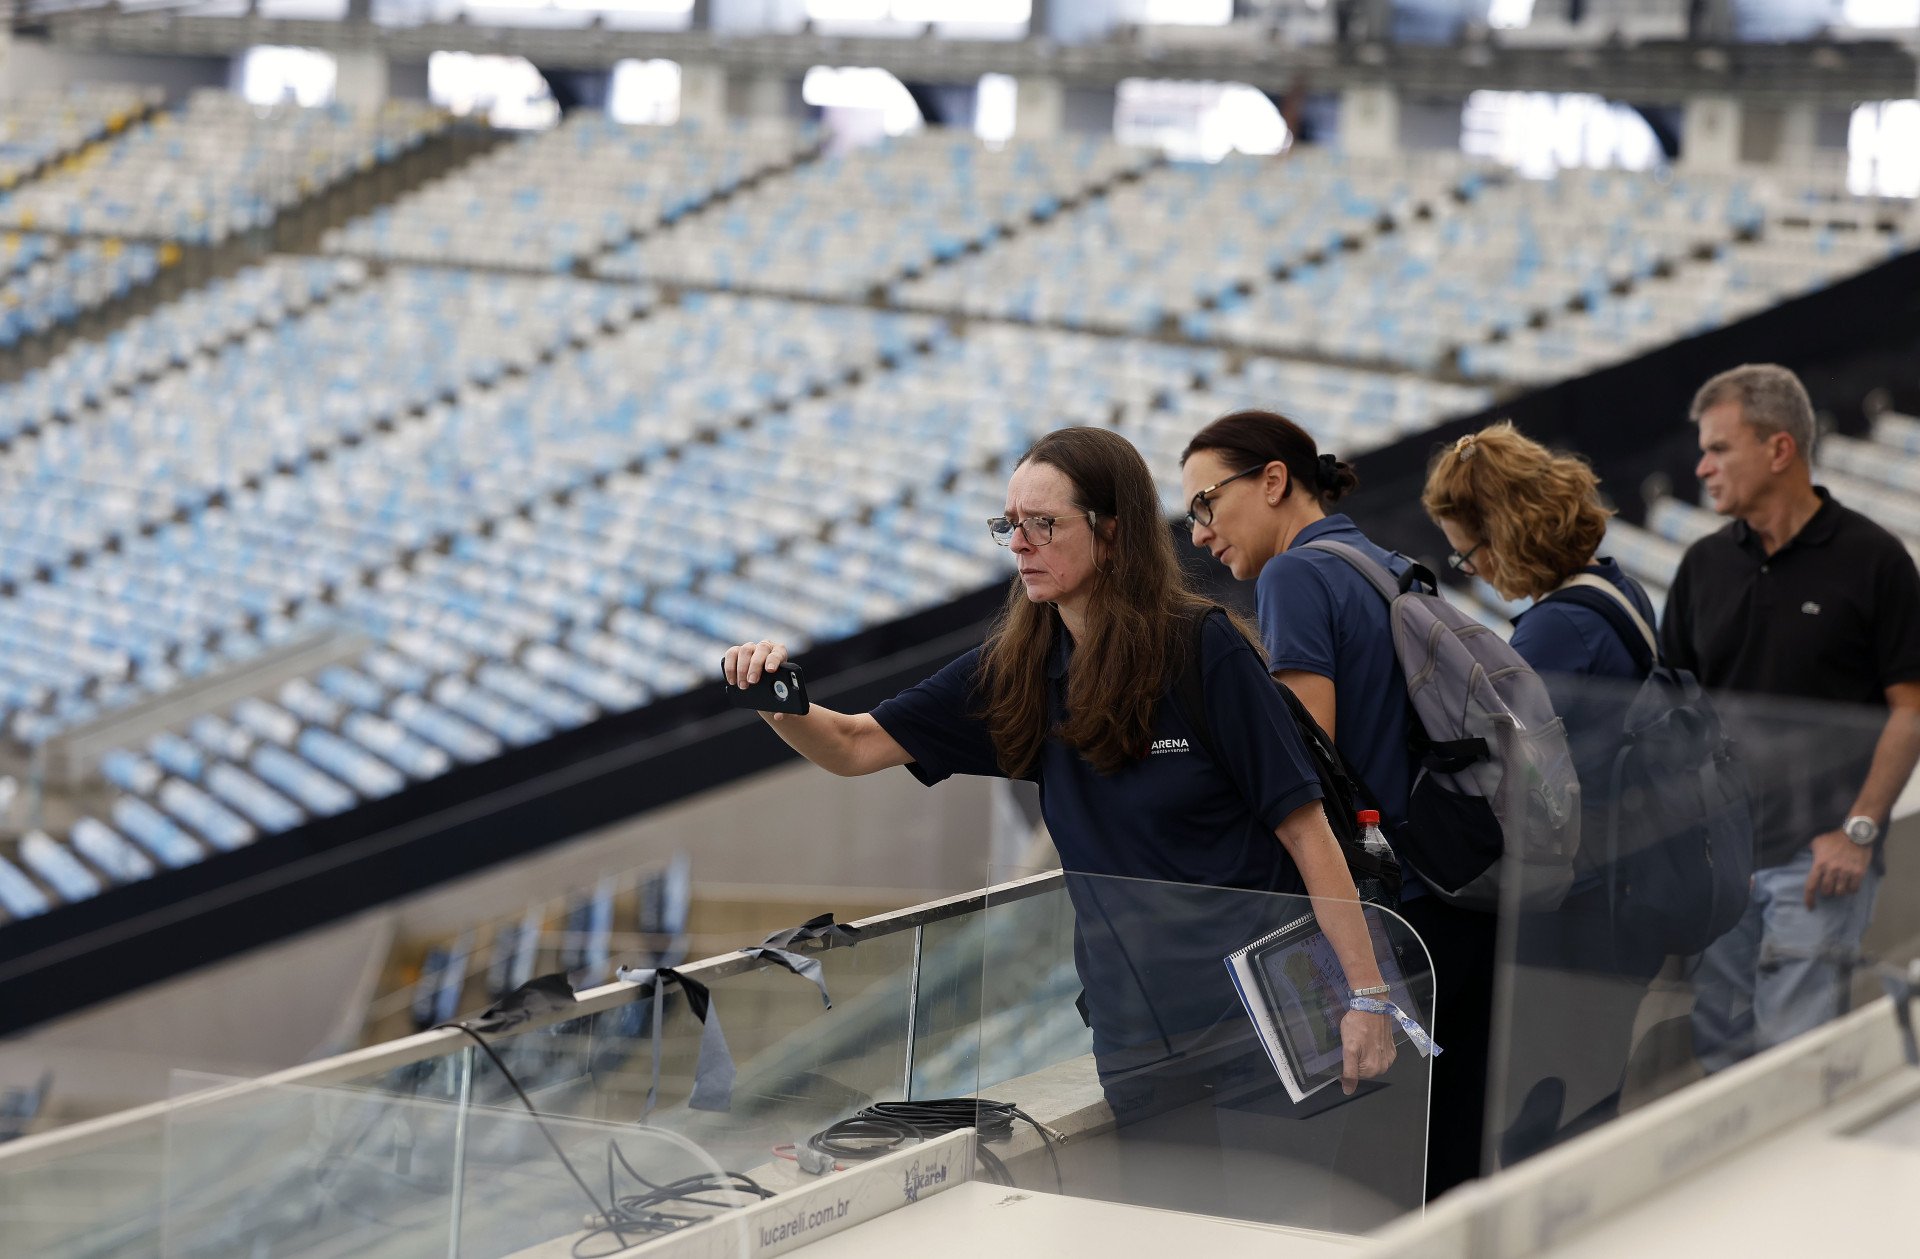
[805,1099,1062,1189]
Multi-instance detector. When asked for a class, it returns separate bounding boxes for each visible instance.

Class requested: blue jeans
[1691,846,1881,1074]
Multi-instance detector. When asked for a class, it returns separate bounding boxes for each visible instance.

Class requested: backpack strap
[1544,575,1659,674]
[1168,604,1398,902]
[1302,537,1437,599]
[1172,604,1383,811]
[1170,605,1223,768]
[1299,537,1464,769]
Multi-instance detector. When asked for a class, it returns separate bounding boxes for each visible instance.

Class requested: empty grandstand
[0,233,165,350]
[0,85,158,193]
[0,91,445,244]
[0,7,1918,1252]
[322,114,815,271]
[0,60,1912,984]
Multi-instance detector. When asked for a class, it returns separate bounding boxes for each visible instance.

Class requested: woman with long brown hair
[722,426,1401,1111]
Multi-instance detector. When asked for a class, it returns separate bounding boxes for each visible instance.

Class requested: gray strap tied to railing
[612,965,737,1116]
[465,969,735,1117]
[462,914,864,1120]
[741,913,865,1010]
[464,973,578,1034]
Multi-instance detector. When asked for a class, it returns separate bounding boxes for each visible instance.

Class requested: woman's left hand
[1338,1008,1396,1094]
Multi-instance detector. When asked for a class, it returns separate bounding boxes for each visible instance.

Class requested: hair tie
[1316,452,1341,487]
[1455,434,1479,462]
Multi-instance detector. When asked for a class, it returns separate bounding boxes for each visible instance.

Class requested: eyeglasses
[1447,541,1484,573]
[987,512,1097,547]
[1183,465,1265,530]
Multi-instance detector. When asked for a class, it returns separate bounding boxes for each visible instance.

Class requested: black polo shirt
[1660,488,1920,867]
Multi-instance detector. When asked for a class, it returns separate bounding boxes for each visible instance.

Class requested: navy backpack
[1545,577,1755,956]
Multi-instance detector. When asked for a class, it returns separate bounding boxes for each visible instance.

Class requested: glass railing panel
[971,869,1091,1096]
[1486,675,1911,1175]
[0,1114,169,1259]
[0,1054,481,1259]
[153,1068,745,1259]
[0,918,923,1258]
[910,911,991,1100]
[157,1060,469,1259]
[460,921,922,1178]
[977,872,1434,1233]
[1,869,1446,1252]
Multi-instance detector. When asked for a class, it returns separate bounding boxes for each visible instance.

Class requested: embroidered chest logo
[1801,601,1821,616]
[1150,738,1190,755]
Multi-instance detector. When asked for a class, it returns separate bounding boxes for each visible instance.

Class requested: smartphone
[722,661,809,715]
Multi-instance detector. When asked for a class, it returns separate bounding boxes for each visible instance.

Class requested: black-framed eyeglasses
[987,512,1097,547]
[1447,541,1484,573]
[1183,465,1264,530]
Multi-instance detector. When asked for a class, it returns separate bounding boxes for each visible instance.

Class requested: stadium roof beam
[20,15,1920,108]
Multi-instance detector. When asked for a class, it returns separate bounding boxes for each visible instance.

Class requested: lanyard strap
[1349,996,1442,1057]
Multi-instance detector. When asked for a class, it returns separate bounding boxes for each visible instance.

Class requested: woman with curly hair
[1422,421,1663,1163]
[1421,422,1657,796]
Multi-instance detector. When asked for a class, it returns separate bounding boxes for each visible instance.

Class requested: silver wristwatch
[1842,815,1881,848]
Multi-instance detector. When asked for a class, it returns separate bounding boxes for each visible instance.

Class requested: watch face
[1845,818,1878,846]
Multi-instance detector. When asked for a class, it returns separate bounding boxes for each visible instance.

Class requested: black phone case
[722,662,809,714]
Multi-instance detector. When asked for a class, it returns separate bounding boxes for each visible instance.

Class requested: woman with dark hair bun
[1180,408,1497,1201]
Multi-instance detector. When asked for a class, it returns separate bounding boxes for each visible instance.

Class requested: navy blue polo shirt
[1255,514,1424,897]
[869,613,1324,896]
[872,615,1328,1068]
[1512,559,1657,686]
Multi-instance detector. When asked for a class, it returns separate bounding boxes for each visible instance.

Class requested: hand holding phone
[721,640,810,715]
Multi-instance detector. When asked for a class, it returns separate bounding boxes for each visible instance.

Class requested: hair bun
[1315,452,1359,502]
[1455,434,1479,462]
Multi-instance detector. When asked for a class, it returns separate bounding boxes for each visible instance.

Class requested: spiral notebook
[1223,907,1421,1104]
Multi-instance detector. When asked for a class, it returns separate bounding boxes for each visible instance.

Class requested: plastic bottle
[1351,809,1395,905]
[1359,809,1394,860]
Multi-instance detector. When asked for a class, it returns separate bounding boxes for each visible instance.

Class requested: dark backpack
[1169,606,1402,907]
[1543,579,1755,956]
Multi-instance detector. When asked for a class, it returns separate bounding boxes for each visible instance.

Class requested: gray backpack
[1305,540,1580,913]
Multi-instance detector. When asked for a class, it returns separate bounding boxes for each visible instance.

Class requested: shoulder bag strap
[1299,538,1401,601]
[1302,537,1439,600]
[1546,574,1660,671]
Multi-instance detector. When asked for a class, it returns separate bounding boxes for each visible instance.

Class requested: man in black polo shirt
[1662,363,1920,1072]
